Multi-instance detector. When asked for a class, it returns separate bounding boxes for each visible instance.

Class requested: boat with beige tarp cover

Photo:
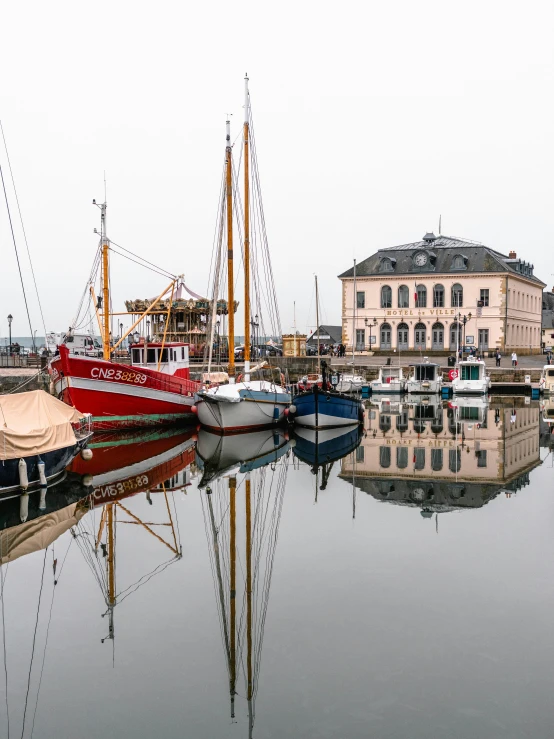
[0,390,93,499]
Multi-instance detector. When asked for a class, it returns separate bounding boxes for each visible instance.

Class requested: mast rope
[0,121,48,343]
[0,161,36,351]
[20,548,48,739]
[108,240,176,280]
[108,246,176,281]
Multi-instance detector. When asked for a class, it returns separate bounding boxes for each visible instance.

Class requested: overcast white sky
[1,0,553,342]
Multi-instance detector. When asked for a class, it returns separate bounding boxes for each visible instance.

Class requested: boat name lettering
[91,367,148,384]
[93,475,150,499]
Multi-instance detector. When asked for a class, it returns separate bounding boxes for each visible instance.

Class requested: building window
[479,289,489,307]
[451,283,463,307]
[380,258,394,272]
[478,329,489,350]
[414,322,426,349]
[355,329,365,351]
[397,447,408,469]
[449,449,461,473]
[397,323,409,350]
[379,447,391,468]
[381,285,392,308]
[414,447,425,470]
[431,449,443,471]
[356,445,365,462]
[416,284,427,308]
[476,450,487,468]
[398,285,409,308]
[433,284,445,308]
[380,323,392,349]
[452,254,466,270]
[356,291,365,309]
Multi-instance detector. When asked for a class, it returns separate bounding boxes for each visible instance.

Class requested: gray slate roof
[306,325,342,343]
[339,234,545,285]
[543,310,554,330]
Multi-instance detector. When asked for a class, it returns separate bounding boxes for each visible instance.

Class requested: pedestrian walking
[495,350,501,367]
[511,351,517,367]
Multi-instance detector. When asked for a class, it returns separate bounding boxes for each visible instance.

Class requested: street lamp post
[457,312,473,358]
[119,322,123,339]
[7,314,13,353]
[146,320,151,342]
[364,317,377,352]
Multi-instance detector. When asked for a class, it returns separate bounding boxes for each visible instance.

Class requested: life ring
[448,369,459,381]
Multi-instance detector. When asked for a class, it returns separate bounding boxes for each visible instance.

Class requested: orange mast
[243,74,251,381]
[226,119,236,381]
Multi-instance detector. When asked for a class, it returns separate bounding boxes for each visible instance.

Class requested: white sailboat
[196,76,290,433]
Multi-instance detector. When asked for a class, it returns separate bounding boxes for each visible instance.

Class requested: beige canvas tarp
[0,390,84,461]
[0,501,88,565]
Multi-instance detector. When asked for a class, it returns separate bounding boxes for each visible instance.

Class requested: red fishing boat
[49,200,201,430]
[51,342,199,431]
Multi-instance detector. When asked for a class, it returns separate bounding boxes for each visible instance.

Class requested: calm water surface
[1,398,553,739]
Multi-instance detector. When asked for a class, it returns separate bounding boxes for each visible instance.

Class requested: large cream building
[339,233,545,355]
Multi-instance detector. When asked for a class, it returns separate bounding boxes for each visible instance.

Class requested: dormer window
[379,257,396,273]
[451,254,467,270]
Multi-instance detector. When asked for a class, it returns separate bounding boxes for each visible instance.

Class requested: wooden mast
[243,74,251,382]
[352,258,356,362]
[229,475,237,717]
[99,201,111,361]
[226,119,236,382]
[315,275,320,371]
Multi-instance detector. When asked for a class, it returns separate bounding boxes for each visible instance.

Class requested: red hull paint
[51,346,200,430]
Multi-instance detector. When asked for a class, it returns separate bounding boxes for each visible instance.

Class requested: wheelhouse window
[451,283,463,307]
[416,284,427,308]
[381,285,392,309]
[460,365,480,380]
[132,348,142,364]
[398,285,409,308]
[356,291,365,309]
[147,348,156,364]
[433,284,445,308]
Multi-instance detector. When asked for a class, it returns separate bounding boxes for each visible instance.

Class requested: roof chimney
[423,232,437,243]
[508,250,517,258]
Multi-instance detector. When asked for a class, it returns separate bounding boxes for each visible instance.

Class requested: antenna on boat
[244,73,251,382]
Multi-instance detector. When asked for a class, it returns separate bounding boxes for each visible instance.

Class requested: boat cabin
[380,367,403,382]
[540,365,554,394]
[130,342,191,378]
[458,360,484,381]
[410,363,440,382]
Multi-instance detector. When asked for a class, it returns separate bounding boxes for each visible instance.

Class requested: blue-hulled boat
[290,384,364,429]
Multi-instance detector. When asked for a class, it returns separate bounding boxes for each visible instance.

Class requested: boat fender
[81,448,93,461]
[289,404,297,414]
[289,438,296,448]
[38,458,47,487]
[284,408,289,416]
[18,459,28,491]
[20,492,29,523]
[191,405,198,414]
[39,489,47,510]
[81,474,94,487]
[273,407,280,420]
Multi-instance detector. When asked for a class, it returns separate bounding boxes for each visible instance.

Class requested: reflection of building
[339,233,545,354]
[341,400,540,512]
[125,281,237,356]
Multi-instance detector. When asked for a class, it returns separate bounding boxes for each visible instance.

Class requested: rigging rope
[0,162,36,351]
[20,548,48,739]
[0,122,47,343]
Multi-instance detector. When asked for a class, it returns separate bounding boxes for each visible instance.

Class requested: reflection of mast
[246,473,254,737]
[230,476,237,717]
[106,502,115,643]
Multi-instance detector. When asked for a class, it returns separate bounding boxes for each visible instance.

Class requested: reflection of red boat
[69,427,197,506]
[297,373,331,392]
[51,343,200,431]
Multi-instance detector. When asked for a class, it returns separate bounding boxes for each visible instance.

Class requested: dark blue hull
[293,426,363,466]
[292,387,363,429]
[0,437,91,499]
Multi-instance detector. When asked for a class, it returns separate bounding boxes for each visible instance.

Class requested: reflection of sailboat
[196,428,291,487]
[199,434,290,735]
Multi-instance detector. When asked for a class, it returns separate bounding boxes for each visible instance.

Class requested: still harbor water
[1,398,553,739]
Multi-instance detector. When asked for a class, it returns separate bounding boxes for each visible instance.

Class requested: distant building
[542,289,554,350]
[306,325,342,347]
[282,333,307,356]
[338,233,545,354]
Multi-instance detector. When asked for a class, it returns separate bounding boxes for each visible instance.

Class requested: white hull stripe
[57,376,194,407]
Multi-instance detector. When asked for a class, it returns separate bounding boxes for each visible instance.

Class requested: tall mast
[226,119,236,382]
[315,275,320,372]
[243,74,251,382]
[229,475,237,717]
[352,258,356,362]
[99,201,110,360]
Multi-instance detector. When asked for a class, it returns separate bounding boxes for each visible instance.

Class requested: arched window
[452,254,466,270]
[416,284,427,308]
[414,322,426,350]
[398,285,409,308]
[379,447,391,468]
[396,411,409,432]
[433,284,445,308]
[431,449,443,471]
[432,322,444,350]
[397,447,408,469]
[451,283,463,307]
[381,285,392,308]
[449,449,461,473]
[397,322,409,350]
[380,323,392,350]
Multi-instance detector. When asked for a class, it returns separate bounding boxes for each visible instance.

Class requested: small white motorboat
[405,359,442,394]
[370,366,406,394]
[334,373,365,393]
[451,357,490,395]
[539,365,554,394]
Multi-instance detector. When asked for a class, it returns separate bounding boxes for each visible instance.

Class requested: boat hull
[50,348,198,430]
[196,394,290,434]
[370,381,405,394]
[292,387,363,429]
[292,426,363,465]
[405,380,442,394]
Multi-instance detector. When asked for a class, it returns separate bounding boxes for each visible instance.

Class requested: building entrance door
[432,323,444,351]
[380,323,391,350]
[414,323,426,350]
[397,323,409,351]
[478,329,489,352]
